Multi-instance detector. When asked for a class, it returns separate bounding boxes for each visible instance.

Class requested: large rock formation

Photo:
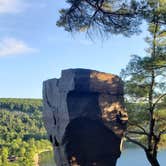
[43,69,128,166]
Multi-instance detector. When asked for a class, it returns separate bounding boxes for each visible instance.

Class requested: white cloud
[0,0,28,14]
[0,0,47,14]
[0,37,37,57]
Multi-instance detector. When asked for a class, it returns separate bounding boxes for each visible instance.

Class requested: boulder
[43,69,128,166]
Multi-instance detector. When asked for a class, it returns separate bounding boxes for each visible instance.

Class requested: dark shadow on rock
[67,91,101,120]
[62,117,121,166]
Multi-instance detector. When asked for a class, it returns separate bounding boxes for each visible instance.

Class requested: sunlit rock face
[43,69,128,166]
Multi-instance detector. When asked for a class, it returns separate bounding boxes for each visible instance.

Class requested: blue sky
[0,0,148,98]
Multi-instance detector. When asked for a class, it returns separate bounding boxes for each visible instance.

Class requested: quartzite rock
[43,69,128,166]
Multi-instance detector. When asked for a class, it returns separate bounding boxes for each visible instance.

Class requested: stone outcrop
[43,69,128,166]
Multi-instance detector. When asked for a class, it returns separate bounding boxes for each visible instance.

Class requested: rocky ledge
[43,69,128,166]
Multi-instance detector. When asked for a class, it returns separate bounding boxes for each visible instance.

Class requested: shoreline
[34,149,52,166]
[34,153,39,166]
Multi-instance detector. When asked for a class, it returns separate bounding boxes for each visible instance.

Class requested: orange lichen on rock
[90,71,123,95]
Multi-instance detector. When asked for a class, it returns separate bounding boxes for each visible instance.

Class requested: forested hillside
[0,98,52,166]
[0,98,165,166]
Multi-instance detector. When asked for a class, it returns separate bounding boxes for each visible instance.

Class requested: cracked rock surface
[43,69,128,166]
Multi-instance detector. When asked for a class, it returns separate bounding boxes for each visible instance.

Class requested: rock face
[43,69,128,166]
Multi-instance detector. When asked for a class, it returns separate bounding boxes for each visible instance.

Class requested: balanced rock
[43,69,128,166]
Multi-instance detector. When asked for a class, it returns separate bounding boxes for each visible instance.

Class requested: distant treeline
[0,98,43,113]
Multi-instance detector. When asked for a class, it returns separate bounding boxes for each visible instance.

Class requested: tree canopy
[57,0,166,37]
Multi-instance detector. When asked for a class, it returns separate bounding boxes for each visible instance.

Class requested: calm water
[117,149,166,166]
[39,149,166,166]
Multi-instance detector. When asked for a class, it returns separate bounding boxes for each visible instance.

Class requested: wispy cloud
[0,37,37,57]
[0,0,28,14]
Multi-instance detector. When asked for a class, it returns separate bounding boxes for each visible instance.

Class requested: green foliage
[126,103,149,124]
[120,2,166,165]
[0,147,9,165]
[57,0,142,37]
[121,23,166,153]
[0,98,43,113]
[126,102,166,144]
[57,0,166,38]
[0,98,52,166]
[0,98,165,166]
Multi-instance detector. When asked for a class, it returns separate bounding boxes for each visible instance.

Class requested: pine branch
[84,0,136,17]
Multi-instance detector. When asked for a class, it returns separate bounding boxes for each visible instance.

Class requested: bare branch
[159,129,166,136]
[153,93,166,109]
[125,135,147,150]
[127,130,149,136]
[128,121,147,134]
[158,21,166,25]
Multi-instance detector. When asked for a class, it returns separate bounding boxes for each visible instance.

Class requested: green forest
[0,98,52,166]
[0,98,166,166]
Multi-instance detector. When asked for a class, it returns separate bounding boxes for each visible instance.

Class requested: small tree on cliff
[121,24,166,166]
[120,1,166,166]
[57,1,166,166]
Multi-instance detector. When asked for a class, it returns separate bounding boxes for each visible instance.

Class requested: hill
[0,98,52,166]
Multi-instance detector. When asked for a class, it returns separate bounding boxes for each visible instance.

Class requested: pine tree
[121,1,166,166]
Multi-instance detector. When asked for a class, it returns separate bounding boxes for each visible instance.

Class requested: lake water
[39,149,166,166]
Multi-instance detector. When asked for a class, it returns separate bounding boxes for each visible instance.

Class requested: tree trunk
[145,151,160,166]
